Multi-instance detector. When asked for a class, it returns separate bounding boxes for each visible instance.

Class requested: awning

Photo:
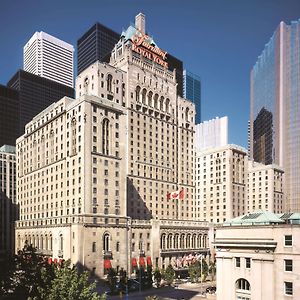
[132,257,137,267]
[48,257,53,265]
[104,259,112,269]
[146,256,152,266]
[54,258,58,264]
[139,256,145,266]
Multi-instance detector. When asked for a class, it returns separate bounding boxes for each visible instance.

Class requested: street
[107,282,216,300]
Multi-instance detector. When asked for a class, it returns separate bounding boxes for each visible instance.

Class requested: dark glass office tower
[0,85,19,147]
[169,54,184,97]
[183,70,201,123]
[77,23,120,75]
[7,70,74,137]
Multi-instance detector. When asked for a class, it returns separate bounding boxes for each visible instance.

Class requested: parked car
[206,286,217,293]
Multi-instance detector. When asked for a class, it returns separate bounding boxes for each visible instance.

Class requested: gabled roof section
[120,24,157,46]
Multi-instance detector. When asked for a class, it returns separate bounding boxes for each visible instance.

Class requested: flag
[167,189,184,200]
[132,258,137,267]
[104,259,112,269]
[139,256,145,266]
[146,256,152,266]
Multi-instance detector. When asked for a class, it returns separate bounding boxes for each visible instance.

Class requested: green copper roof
[0,145,16,154]
[224,210,285,226]
[120,24,157,46]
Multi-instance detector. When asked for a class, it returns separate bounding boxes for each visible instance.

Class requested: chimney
[135,12,146,35]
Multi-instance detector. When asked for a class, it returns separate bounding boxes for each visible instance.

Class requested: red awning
[48,257,53,265]
[104,259,112,269]
[139,256,145,266]
[132,257,137,267]
[59,259,64,265]
[146,256,152,266]
[54,258,58,264]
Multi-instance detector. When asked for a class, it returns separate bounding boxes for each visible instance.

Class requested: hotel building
[215,211,300,300]
[15,13,210,278]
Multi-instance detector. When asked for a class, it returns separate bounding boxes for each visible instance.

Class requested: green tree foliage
[0,242,104,300]
[42,260,101,300]
[153,268,162,288]
[163,265,175,285]
[209,260,216,281]
[106,268,118,293]
[188,259,209,283]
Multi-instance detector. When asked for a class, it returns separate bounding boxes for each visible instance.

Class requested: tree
[153,268,162,288]
[42,260,102,300]
[163,265,175,285]
[145,265,153,288]
[188,261,201,283]
[209,260,216,281]
[118,268,127,291]
[2,241,54,300]
[106,268,118,294]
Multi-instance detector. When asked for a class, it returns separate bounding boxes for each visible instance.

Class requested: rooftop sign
[132,34,168,68]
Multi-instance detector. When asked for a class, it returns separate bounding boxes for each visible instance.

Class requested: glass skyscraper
[250,19,300,212]
[183,70,201,124]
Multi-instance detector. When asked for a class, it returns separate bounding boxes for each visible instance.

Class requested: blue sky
[1,0,299,147]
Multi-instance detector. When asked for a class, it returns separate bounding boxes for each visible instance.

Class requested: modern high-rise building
[195,116,228,151]
[250,20,300,212]
[16,13,211,278]
[77,13,184,97]
[24,31,74,87]
[0,145,16,262]
[7,70,74,137]
[0,85,19,147]
[183,70,201,123]
[77,22,120,75]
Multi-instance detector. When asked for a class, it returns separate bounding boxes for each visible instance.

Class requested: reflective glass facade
[250,20,300,211]
[183,70,201,123]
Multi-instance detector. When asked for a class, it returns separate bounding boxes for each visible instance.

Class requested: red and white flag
[167,189,184,200]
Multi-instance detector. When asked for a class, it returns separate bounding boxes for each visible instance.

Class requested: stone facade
[15,13,210,278]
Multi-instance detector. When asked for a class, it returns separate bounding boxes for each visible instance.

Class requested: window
[285,259,293,272]
[236,278,251,300]
[236,257,240,267]
[102,119,110,155]
[284,282,293,295]
[103,233,110,251]
[285,235,292,246]
[92,242,96,252]
[245,258,251,268]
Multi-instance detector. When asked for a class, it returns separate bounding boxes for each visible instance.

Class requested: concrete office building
[247,161,284,214]
[250,20,300,212]
[195,116,228,151]
[195,144,248,223]
[15,13,210,278]
[215,211,300,300]
[24,31,74,87]
[0,145,16,262]
[183,70,201,124]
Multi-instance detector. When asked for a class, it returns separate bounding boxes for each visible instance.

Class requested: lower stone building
[215,211,300,300]
[16,216,210,277]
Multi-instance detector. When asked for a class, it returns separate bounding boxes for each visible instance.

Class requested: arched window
[107,74,113,92]
[40,235,44,250]
[102,119,110,155]
[174,234,179,249]
[167,233,173,249]
[186,234,191,248]
[180,234,185,249]
[160,234,166,250]
[160,96,164,111]
[103,233,110,251]
[148,91,153,107]
[236,278,251,300]
[136,86,141,102]
[165,98,170,113]
[192,234,197,248]
[197,234,202,248]
[185,108,189,122]
[142,88,147,104]
[154,94,159,109]
[49,235,53,251]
